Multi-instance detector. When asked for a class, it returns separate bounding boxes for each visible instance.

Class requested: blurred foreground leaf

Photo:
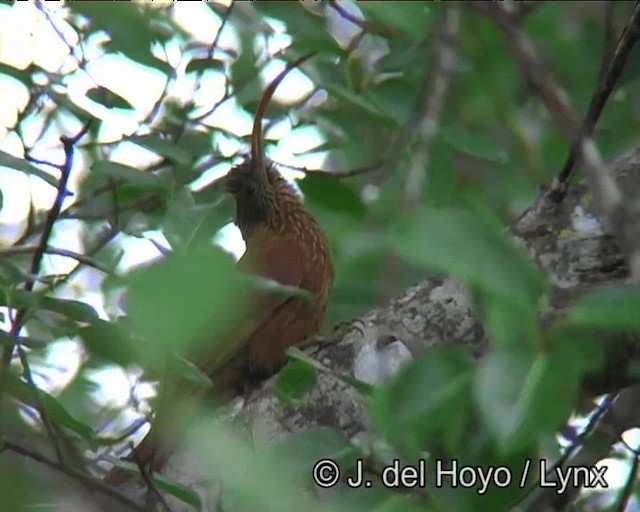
[370,347,473,455]
[125,243,244,368]
[566,286,640,332]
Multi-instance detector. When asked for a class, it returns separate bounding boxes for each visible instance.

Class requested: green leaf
[127,135,192,165]
[423,144,454,205]
[285,346,331,373]
[38,296,98,323]
[0,62,32,87]
[359,3,433,41]
[162,188,228,249]
[189,421,354,512]
[324,84,398,127]
[392,206,545,306]
[78,319,139,367]
[176,130,212,158]
[252,3,340,53]
[9,377,97,449]
[565,286,640,332]
[442,127,508,163]
[243,275,315,305]
[39,390,98,450]
[374,496,430,512]
[274,359,316,402]
[0,150,58,187]
[475,347,578,454]
[86,86,134,110]
[1,290,98,323]
[230,29,260,108]
[170,353,213,390]
[125,243,245,369]
[68,3,168,72]
[153,475,203,511]
[298,172,366,220]
[92,161,165,189]
[270,428,358,484]
[370,347,473,454]
[286,347,373,395]
[185,57,225,74]
[478,292,541,350]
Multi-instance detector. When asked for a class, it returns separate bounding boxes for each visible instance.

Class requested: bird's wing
[239,228,306,288]
[105,233,307,484]
[191,230,306,383]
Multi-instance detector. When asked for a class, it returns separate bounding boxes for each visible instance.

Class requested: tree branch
[403,5,460,208]
[0,246,112,274]
[0,121,92,463]
[554,1,640,195]
[1,437,147,512]
[471,2,640,283]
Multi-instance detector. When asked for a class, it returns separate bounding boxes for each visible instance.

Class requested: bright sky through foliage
[0,1,327,415]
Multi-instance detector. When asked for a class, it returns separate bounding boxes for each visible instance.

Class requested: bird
[105,53,334,485]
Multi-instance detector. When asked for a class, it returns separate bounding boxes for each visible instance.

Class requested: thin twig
[139,60,175,130]
[171,0,235,139]
[371,22,440,186]
[379,6,460,306]
[403,6,460,209]
[189,45,292,127]
[28,122,92,293]
[0,121,92,461]
[1,437,147,512]
[616,449,639,512]
[517,393,618,510]
[600,2,617,80]
[1,246,112,274]
[472,2,640,282]
[193,1,234,96]
[24,154,63,172]
[274,158,390,180]
[56,225,119,290]
[36,1,87,69]
[553,1,640,196]
[327,0,395,37]
[133,448,174,512]
[15,343,65,463]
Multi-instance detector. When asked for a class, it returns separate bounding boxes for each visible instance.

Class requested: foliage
[0,1,639,511]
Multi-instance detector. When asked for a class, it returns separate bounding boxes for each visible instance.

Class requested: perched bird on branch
[106,53,333,485]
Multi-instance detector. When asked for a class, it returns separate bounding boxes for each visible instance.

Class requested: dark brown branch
[27,122,92,294]
[554,1,640,196]
[471,2,638,282]
[133,448,174,512]
[1,437,147,512]
[615,449,638,512]
[600,1,617,80]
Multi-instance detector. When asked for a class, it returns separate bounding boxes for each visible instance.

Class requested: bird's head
[221,53,314,238]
